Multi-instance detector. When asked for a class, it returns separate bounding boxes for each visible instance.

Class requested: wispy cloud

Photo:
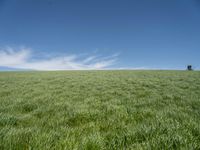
[0,47,118,70]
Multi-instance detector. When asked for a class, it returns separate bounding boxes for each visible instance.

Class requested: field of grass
[0,70,200,149]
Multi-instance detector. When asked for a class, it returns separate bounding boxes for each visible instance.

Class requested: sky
[0,0,200,70]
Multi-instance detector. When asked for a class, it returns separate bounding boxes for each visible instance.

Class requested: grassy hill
[0,71,200,149]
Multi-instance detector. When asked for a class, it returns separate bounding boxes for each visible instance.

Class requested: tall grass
[0,70,200,149]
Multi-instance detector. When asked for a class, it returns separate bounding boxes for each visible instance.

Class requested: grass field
[0,70,200,149]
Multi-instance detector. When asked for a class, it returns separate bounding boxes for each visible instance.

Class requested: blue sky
[0,0,200,70]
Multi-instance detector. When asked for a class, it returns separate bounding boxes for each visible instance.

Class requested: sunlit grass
[0,70,200,149]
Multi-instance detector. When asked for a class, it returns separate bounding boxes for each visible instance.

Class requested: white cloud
[0,48,118,70]
[0,48,30,66]
[83,56,97,63]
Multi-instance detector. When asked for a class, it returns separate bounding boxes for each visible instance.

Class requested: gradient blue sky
[0,0,200,70]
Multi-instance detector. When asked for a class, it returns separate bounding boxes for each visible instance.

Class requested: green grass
[0,70,200,149]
